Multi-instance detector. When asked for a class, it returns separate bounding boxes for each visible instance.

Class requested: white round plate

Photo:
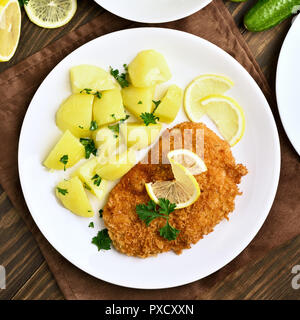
[276,15,300,156]
[18,28,280,289]
[94,0,212,23]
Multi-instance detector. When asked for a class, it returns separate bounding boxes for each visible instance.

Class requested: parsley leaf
[158,198,176,216]
[80,138,97,159]
[159,221,180,241]
[136,198,179,241]
[92,174,102,187]
[88,222,94,228]
[90,120,98,131]
[59,154,68,171]
[110,66,129,88]
[57,187,68,196]
[140,112,160,126]
[92,229,112,251]
[140,100,161,126]
[138,101,143,104]
[99,209,103,218]
[136,200,163,226]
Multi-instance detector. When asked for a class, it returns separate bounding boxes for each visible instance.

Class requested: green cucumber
[244,0,300,32]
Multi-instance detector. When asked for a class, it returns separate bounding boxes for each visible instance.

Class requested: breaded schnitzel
[103,122,247,258]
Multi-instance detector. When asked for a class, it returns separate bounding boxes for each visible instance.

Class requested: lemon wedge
[200,94,245,146]
[184,74,234,122]
[167,149,207,175]
[146,150,203,209]
[0,0,21,62]
[25,0,77,29]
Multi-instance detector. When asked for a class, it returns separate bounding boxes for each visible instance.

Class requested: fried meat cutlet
[103,122,248,258]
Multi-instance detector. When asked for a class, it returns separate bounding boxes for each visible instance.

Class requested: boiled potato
[56,94,94,138]
[154,85,183,123]
[44,130,85,170]
[93,89,126,126]
[92,126,119,155]
[56,176,93,217]
[122,85,155,119]
[70,64,115,93]
[72,157,107,200]
[128,50,171,88]
[120,123,162,150]
[95,149,136,180]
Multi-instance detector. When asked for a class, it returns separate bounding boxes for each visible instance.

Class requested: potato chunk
[70,64,115,93]
[44,130,85,170]
[95,149,136,180]
[56,176,93,217]
[155,85,183,123]
[128,50,171,88]
[92,126,119,156]
[93,89,126,126]
[122,85,155,119]
[120,123,162,150]
[56,94,94,138]
[72,157,107,200]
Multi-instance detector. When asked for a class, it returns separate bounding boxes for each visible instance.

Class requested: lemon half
[0,0,21,62]
[184,74,234,122]
[25,0,77,29]
[200,95,245,146]
[146,150,204,209]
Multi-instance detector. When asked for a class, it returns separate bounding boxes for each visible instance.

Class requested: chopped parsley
[89,120,98,131]
[99,209,103,218]
[80,138,97,159]
[88,222,94,228]
[92,174,102,187]
[140,100,161,126]
[57,187,68,196]
[59,155,68,171]
[136,198,179,241]
[120,114,130,122]
[80,88,102,99]
[110,65,129,88]
[108,123,120,135]
[83,182,91,191]
[138,101,143,104]
[78,125,84,129]
[92,229,112,251]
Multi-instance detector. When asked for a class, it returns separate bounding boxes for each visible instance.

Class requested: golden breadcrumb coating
[103,122,248,258]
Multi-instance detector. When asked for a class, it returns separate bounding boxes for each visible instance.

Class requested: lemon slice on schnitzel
[200,94,245,146]
[167,149,207,175]
[146,151,203,209]
[25,0,77,29]
[0,0,21,62]
[184,74,234,122]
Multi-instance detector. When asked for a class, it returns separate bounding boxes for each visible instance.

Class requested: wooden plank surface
[0,0,299,300]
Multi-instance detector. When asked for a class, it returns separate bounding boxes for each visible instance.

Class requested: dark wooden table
[0,0,299,300]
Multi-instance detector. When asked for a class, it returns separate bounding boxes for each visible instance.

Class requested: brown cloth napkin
[0,0,299,299]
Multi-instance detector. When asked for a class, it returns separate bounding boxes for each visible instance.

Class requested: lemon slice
[0,0,21,61]
[25,0,77,29]
[200,94,245,146]
[167,149,207,175]
[145,151,202,209]
[184,74,234,122]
